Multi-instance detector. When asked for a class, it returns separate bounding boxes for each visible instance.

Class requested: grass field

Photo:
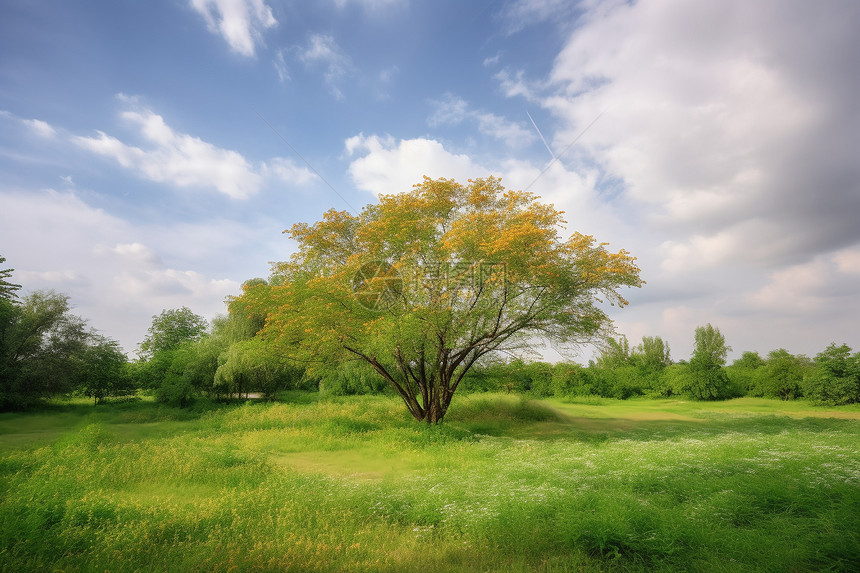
[1,394,858,572]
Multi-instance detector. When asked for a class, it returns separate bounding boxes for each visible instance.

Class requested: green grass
[1,393,858,572]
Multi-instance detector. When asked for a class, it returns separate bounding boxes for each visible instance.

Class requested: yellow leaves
[249,176,644,359]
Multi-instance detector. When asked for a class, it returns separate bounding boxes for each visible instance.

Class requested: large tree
[241,177,642,423]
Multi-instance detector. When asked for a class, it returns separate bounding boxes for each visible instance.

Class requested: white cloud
[482,0,860,360]
[372,66,399,100]
[104,242,162,266]
[429,94,535,147]
[74,110,262,199]
[379,66,398,84]
[494,69,537,101]
[343,132,625,246]
[71,100,314,198]
[189,0,277,57]
[344,129,630,244]
[273,49,289,83]
[23,118,57,138]
[299,34,352,99]
[536,0,860,267]
[0,188,251,353]
[113,268,238,301]
[333,0,406,11]
[499,0,578,34]
[487,0,860,361]
[261,157,317,186]
[475,112,535,147]
[833,247,860,275]
[499,158,623,237]
[428,94,469,126]
[483,53,502,67]
[345,134,488,196]
[746,253,860,316]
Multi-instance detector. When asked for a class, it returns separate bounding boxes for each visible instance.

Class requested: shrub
[750,349,810,400]
[319,360,390,396]
[154,378,196,408]
[727,351,765,396]
[804,343,860,405]
[655,363,689,397]
[686,355,733,400]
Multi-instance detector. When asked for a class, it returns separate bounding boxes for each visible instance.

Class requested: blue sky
[2,0,859,361]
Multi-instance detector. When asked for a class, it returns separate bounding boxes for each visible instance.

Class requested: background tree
[181,333,224,396]
[588,335,665,398]
[727,351,765,395]
[214,338,304,399]
[79,335,133,404]
[138,307,207,359]
[549,362,592,397]
[225,279,270,340]
[686,324,733,400]
[246,177,642,423]
[1,290,91,408]
[0,255,22,301]
[656,362,691,397]
[318,359,389,396]
[804,343,860,405]
[133,307,207,407]
[0,255,22,389]
[630,335,672,394]
[595,335,632,369]
[0,298,19,388]
[751,349,810,400]
[635,336,671,371]
[5,291,87,400]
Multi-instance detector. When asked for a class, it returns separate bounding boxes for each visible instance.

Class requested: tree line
[1,256,132,409]
[0,253,306,410]
[3,176,859,415]
[2,277,858,411]
[457,326,860,406]
[130,304,307,407]
[131,311,859,407]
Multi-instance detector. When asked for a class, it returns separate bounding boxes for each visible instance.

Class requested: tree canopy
[0,256,22,301]
[1,289,131,409]
[236,177,642,423]
[687,324,733,400]
[138,307,208,359]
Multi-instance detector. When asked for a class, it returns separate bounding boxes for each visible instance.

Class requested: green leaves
[138,307,208,359]
[685,324,733,400]
[0,255,22,301]
[1,290,128,409]
[805,343,860,405]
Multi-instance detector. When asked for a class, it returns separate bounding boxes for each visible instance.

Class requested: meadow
[1,393,858,572]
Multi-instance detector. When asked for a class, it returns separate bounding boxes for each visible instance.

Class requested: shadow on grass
[444,394,860,443]
[3,392,859,454]
[0,398,237,451]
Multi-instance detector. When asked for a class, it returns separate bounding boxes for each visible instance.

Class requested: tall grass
[1,394,858,571]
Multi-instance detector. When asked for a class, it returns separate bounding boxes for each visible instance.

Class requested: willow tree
[243,177,642,423]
